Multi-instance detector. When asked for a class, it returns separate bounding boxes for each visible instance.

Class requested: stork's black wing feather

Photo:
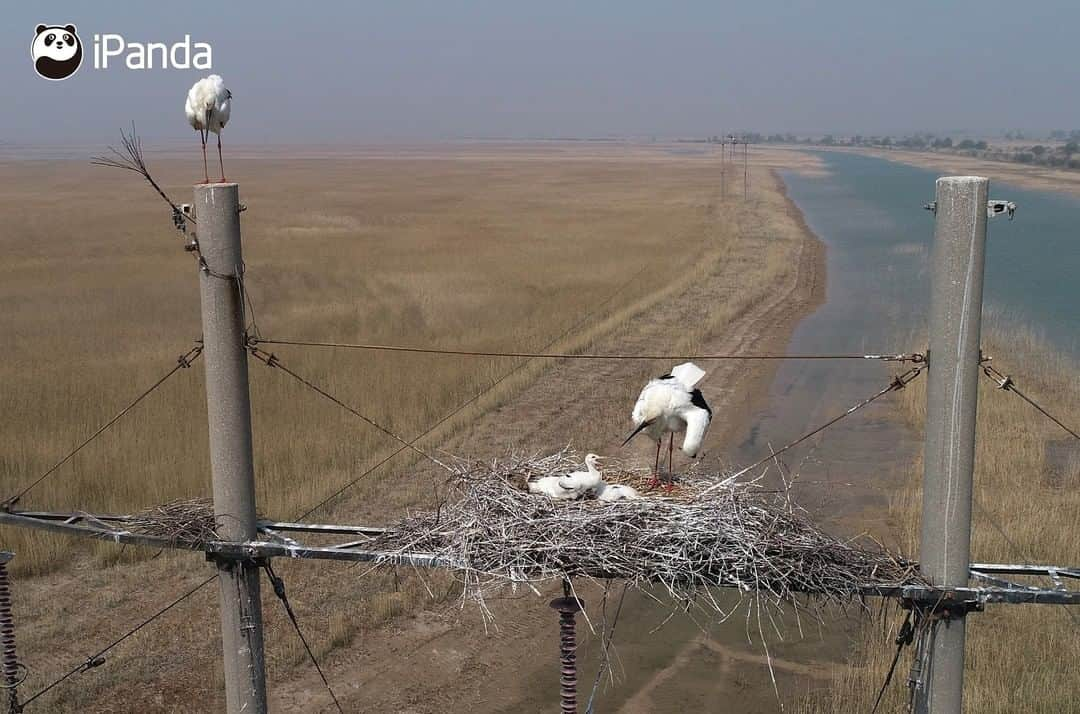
[690,388,712,416]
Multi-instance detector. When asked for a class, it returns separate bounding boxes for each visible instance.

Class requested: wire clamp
[903,592,983,620]
[989,370,1014,391]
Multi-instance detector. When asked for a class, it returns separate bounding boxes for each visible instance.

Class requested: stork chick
[558,453,604,493]
[527,476,582,500]
[185,74,232,183]
[594,482,641,501]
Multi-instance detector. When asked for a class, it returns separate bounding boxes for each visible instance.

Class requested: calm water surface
[735,150,1080,528]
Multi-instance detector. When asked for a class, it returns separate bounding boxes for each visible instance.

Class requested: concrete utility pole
[915,176,989,714]
[194,183,268,714]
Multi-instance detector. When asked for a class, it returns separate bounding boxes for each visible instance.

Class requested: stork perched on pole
[185,74,232,183]
[623,362,712,488]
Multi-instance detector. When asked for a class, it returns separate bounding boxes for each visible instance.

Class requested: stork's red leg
[217,133,226,183]
[668,433,674,475]
[648,440,662,489]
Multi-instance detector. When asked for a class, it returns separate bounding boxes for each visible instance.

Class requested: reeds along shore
[794,326,1080,713]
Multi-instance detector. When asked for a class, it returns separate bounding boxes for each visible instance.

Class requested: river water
[735,150,1080,520]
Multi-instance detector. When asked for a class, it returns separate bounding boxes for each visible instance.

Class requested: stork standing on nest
[185,74,232,183]
[623,362,712,488]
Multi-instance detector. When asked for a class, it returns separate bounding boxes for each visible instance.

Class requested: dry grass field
[0,145,751,573]
[794,326,1080,713]
[1,143,830,711]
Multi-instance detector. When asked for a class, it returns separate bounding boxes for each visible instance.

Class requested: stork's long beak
[621,421,653,447]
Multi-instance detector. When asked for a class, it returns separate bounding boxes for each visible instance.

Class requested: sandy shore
[808,145,1080,198]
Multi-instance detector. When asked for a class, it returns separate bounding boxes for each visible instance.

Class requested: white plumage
[526,453,642,502]
[558,453,603,492]
[623,362,712,483]
[594,482,640,501]
[527,476,581,500]
[185,74,232,183]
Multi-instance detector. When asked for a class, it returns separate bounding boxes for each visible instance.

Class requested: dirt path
[269,172,828,713]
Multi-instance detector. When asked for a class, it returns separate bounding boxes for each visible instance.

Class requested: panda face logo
[31,24,83,80]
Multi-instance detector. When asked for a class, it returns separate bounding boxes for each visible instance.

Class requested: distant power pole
[743,140,749,200]
[914,176,989,714]
[720,135,728,199]
[194,182,269,714]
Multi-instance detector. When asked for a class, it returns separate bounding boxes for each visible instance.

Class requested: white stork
[623,362,712,487]
[185,75,232,183]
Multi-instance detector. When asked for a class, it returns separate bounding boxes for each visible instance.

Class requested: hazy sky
[4,1,1078,145]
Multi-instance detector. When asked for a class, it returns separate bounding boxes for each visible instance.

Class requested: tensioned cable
[700,366,925,495]
[3,343,204,508]
[870,610,917,714]
[982,362,1079,440]
[21,574,218,708]
[262,563,344,713]
[252,337,922,364]
[293,264,653,521]
[975,362,1079,625]
[248,345,450,471]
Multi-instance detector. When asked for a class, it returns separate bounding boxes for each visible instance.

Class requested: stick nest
[126,498,218,544]
[371,450,923,613]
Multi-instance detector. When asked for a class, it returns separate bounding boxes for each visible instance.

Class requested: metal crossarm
[0,508,452,569]
[860,563,1080,606]
[3,507,1079,606]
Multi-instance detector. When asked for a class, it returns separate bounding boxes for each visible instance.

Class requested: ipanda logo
[31,24,82,80]
[32,23,212,80]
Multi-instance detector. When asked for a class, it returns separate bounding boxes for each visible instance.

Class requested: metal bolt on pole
[194,183,268,714]
[0,552,22,714]
[915,176,989,714]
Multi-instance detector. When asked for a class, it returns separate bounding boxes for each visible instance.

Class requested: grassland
[0,145,756,572]
[794,326,1080,713]
[0,143,827,711]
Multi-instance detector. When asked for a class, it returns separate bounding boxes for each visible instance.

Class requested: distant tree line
[700,130,1080,171]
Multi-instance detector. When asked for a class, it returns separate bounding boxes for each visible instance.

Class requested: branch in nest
[91,123,195,229]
